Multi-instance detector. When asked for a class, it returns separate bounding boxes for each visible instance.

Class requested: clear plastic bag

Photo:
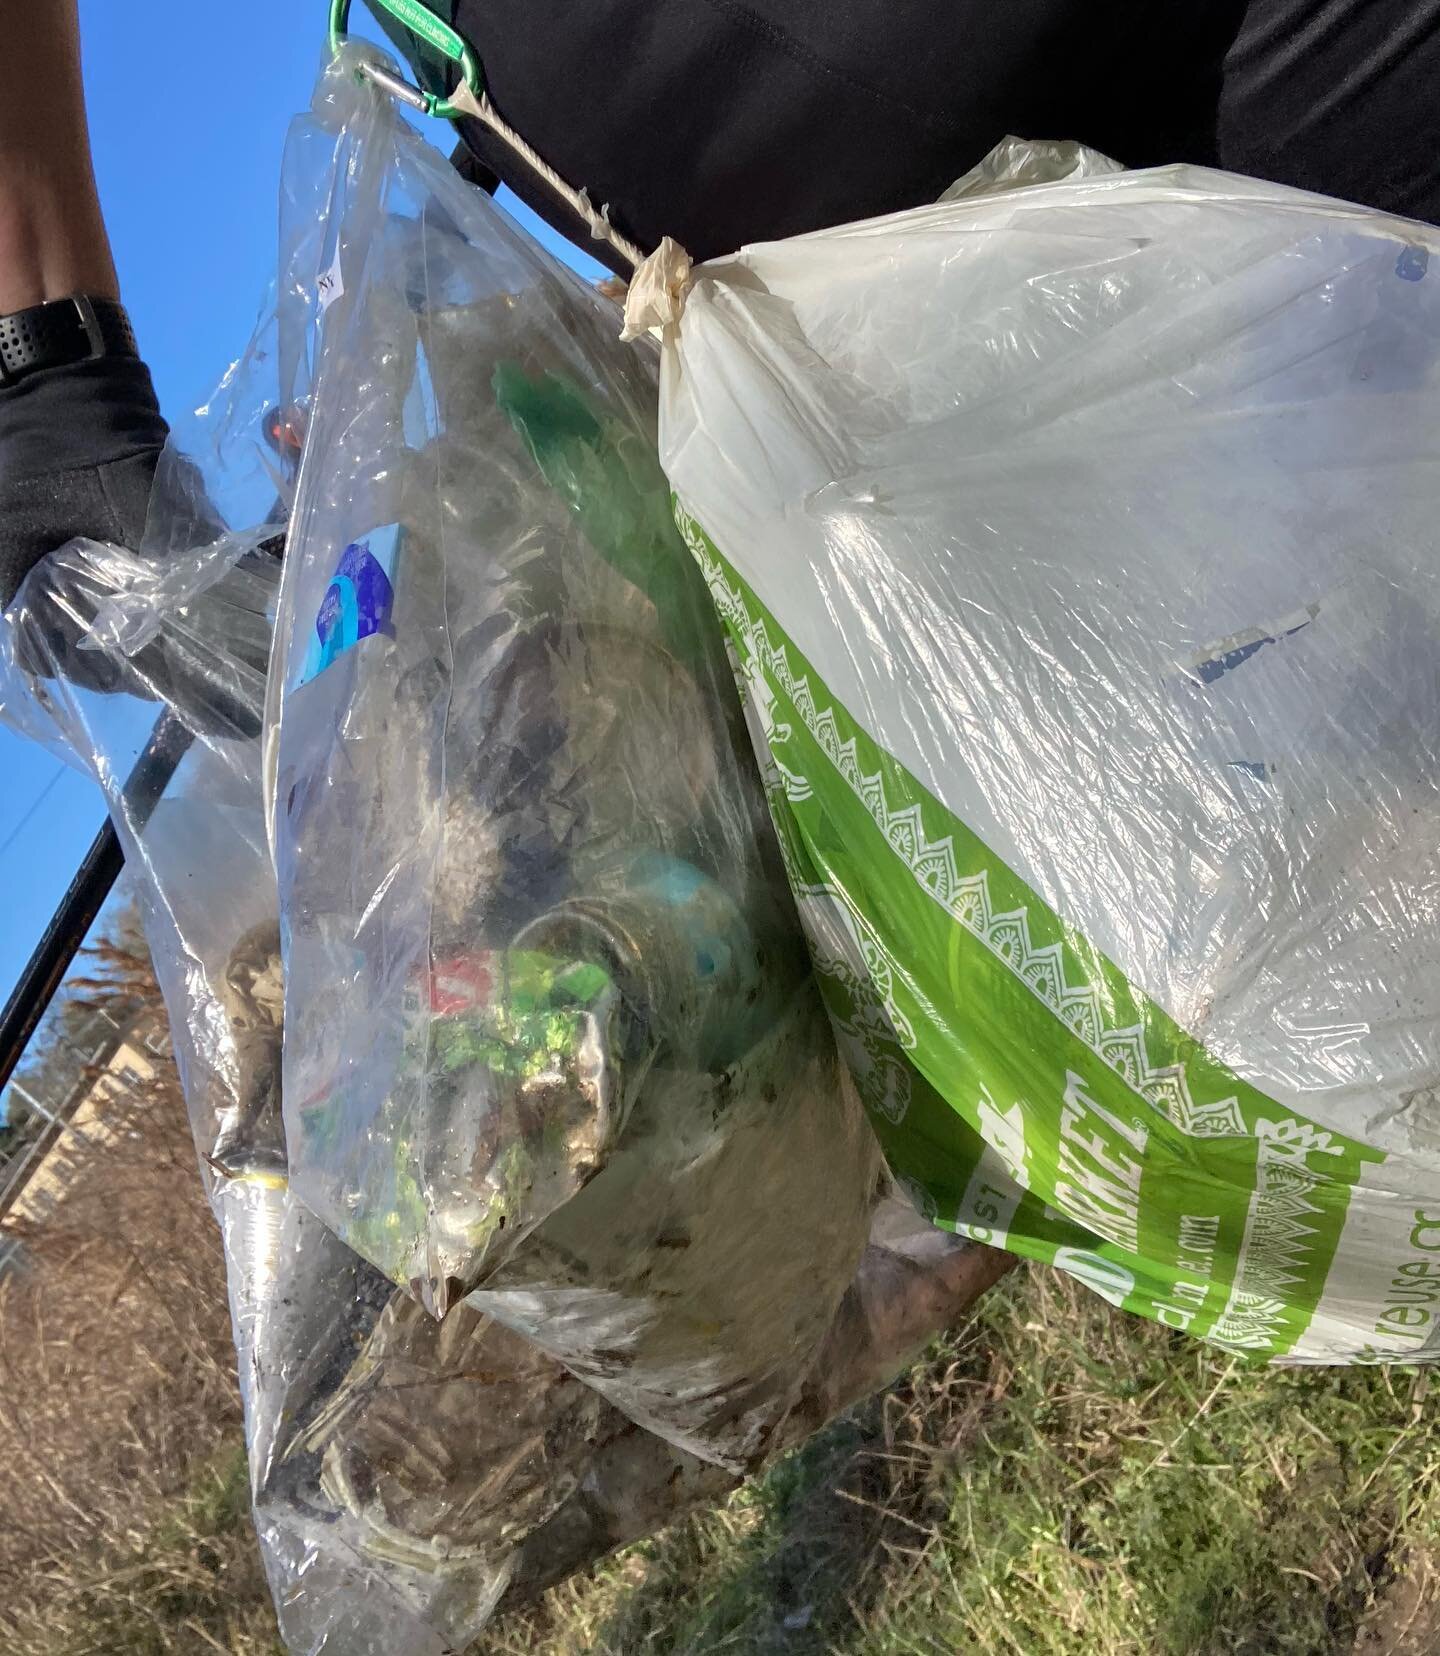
[267,50,880,1465]
[0,527,284,1180]
[0,320,606,1653]
[660,138,1440,1362]
[0,362,704,1655]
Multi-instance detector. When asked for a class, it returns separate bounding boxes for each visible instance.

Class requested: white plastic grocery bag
[654,142,1440,1363]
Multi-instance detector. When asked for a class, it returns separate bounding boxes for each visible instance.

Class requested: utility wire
[0,767,67,860]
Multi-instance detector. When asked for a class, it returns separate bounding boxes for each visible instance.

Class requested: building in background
[0,1002,170,1272]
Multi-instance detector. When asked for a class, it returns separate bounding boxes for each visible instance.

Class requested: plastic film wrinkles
[657,136,1440,1366]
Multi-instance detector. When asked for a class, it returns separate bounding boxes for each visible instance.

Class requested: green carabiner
[328,0,484,120]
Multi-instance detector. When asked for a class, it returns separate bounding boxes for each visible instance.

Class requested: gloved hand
[2,353,278,739]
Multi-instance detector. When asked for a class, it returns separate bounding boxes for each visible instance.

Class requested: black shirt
[382,0,1440,272]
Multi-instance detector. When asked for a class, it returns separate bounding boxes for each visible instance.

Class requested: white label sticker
[317,250,344,312]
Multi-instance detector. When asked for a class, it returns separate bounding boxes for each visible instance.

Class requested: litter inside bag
[659,136,1440,1363]
[1,56,1038,1654]
[0,392,770,1656]
[268,50,880,1467]
[0,511,971,1656]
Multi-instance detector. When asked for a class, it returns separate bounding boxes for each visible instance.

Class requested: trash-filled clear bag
[267,50,881,1465]
[0,525,972,1656]
[658,138,1440,1363]
[0,315,601,1651]
[0,361,733,1656]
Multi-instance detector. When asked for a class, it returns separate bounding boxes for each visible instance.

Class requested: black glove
[2,353,278,739]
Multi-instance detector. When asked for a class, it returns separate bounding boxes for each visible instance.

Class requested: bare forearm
[0,2,166,613]
[0,0,118,310]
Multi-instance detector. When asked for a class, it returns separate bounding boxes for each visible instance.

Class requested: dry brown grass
[0,947,278,1656]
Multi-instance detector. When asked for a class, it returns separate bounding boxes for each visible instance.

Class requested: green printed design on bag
[676,502,1382,1359]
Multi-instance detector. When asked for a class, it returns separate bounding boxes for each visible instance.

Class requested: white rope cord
[450,82,648,272]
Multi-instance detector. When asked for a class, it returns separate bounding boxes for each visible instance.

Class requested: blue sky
[0,1,601,1008]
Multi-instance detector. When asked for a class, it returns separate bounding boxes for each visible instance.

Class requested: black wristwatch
[0,294,138,388]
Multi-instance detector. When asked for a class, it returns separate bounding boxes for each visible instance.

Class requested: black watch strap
[0,295,138,388]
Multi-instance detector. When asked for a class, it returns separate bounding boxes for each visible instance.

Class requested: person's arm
[0,0,118,312]
[0,0,167,614]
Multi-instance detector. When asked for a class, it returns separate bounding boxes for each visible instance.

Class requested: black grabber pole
[0,712,191,1094]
